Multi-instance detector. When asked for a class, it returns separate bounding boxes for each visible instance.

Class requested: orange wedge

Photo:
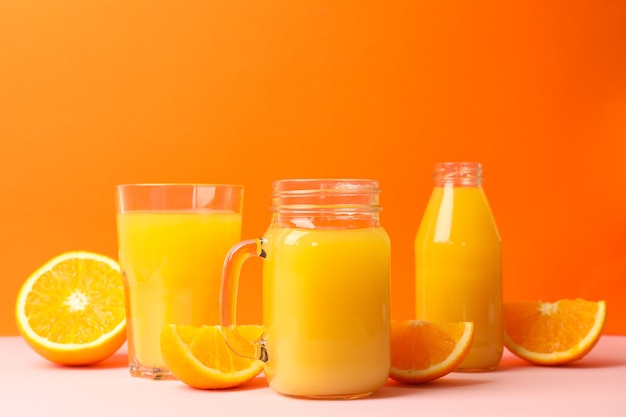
[390,320,474,384]
[15,251,126,366]
[503,299,607,365]
[160,324,264,389]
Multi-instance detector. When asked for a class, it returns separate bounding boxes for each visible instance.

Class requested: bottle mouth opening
[433,162,483,185]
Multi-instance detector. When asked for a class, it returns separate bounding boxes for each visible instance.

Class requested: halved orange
[503,299,607,365]
[390,320,474,384]
[160,324,264,389]
[15,251,126,366]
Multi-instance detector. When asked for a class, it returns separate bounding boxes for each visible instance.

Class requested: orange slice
[390,320,474,384]
[160,324,264,389]
[15,251,126,366]
[503,299,607,365]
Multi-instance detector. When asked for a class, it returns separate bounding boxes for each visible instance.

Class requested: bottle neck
[270,179,382,229]
[433,162,484,187]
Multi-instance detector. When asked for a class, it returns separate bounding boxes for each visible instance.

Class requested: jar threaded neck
[270,179,381,229]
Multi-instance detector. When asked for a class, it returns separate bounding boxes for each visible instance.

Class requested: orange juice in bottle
[415,162,503,371]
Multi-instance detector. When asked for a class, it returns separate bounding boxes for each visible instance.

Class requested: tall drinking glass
[117,184,243,379]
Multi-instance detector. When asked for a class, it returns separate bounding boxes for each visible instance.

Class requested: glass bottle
[415,162,503,371]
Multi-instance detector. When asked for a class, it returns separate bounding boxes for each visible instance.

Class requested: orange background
[1,1,625,335]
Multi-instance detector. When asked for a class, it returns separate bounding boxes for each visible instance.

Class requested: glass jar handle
[220,238,268,362]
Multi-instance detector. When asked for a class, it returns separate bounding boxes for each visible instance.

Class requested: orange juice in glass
[415,162,503,371]
[117,184,243,380]
[221,179,390,399]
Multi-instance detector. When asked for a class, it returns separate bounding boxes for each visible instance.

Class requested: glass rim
[117,183,244,190]
[271,178,380,194]
[116,183,244,213]
[272,178,379,183]
[433,161,482,169]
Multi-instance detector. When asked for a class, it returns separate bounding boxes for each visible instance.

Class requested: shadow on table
[168,374,489,398]
[564,356,626,369]
[90,351,129,369]
[167,374,270,393]
[167,374,493,398]
[30,351,129,371]
[491,352,625,371]
[374,376,490,399]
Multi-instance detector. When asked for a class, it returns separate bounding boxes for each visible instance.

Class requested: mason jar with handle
[221,179,391,399]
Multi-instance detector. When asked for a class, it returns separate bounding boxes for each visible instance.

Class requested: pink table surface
[1,335,624,417]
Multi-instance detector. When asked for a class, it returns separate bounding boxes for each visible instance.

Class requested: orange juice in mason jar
[260,226,390,396]
[221,179,391,399]
[415,162,503,371]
